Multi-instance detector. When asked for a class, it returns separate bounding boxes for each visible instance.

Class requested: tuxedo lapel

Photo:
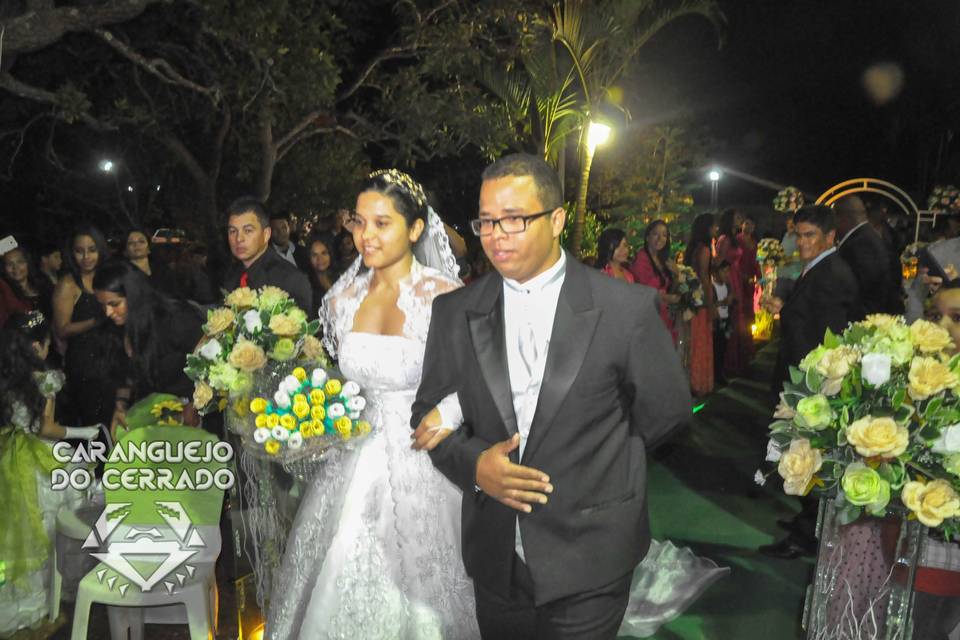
[522,259,600,463]
[467,276,518,438]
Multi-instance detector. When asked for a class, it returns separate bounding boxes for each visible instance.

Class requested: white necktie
[518,321,540,377]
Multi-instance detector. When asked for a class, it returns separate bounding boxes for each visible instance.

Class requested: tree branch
[0,71,115,130]
[334,45,417,104]
[276,125,357,163]
[157,133,209,189]
[94,28,219,103]
[1,0,164,56]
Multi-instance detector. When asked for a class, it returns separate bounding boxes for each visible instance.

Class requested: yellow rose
[303,335,326,360]
[228,339,268,372]
[266,414,280,428]
[325,379,342,396]
[280,414,297,430]
[265,440,281,455]
[225,287,258,308]
[862,314,901,332]
[356,420,372,436]
[204,308,235,335]
[255,414,269,428]
[902,479,960,527]
[777,439,823,496]
[910,319,954,354]
[293,393,307,405]
[335,416,353,439]
[310,389,326,406]
[311,405,326,421]
[293,402,310,419]
[845,415,909,458]
[249,398,268,414]
[192,381,214,408]
[815,346,860,381]
[909,356,957,400]
[269,313,301,337]
[292,367,307,382]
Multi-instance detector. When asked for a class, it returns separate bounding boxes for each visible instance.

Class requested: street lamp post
[99,158,137,226]
[708,169,721,209]
[572,121,612,257]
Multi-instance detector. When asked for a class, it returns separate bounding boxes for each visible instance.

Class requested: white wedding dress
[266,259,479,640]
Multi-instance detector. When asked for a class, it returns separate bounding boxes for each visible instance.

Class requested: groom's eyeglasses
[470,210,553,237]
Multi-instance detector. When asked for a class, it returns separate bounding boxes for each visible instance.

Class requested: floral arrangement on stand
[673,264,704,321]
[759,314,960,534]
[928,185,960,214]
[184,286,330,415]
[756,238,785,267]
[773,186,805,213]
[244,366,371,459]
[900,242,927,282]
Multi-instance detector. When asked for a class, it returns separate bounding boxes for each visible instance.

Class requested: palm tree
[552,0,725,256]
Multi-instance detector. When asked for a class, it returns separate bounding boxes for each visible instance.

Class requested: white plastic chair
[68,425,226,640]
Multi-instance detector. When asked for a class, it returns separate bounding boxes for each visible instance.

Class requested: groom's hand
[476,434,553,513]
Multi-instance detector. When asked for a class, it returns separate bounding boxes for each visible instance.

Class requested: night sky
[624,0,960,208]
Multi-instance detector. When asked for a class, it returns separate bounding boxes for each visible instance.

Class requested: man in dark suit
[410,154,691,639]
[222,197,312,312]
[834,194,903,317]
[762,205,861,558]
[768,204,861,391]
[269,210,312,273]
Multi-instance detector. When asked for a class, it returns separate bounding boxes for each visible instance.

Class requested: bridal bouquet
[185,285,330,414]
[674,264,704,318]
[241,366,371,460]
[773,186,804,213]
[756,238,785,266]
[760,314,960,535]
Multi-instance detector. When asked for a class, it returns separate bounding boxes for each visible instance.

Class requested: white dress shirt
[273,242,298,266]
[801,246,837,278]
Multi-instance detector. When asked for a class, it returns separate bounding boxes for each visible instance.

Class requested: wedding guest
[596,227,634,282]
[630,220,680,337]
[180,243,217,304]
[270,210,311,272]
[711,260,734,385]
[779,216,803,282]
[760,206,860,559]
[52,225,124,427]
[337,231,359,269]
[306,232,339,318]
[834,195,904,317]
[94,260,203,434]
[716,208,753,377]
[37,243,62,286]
[737,216,760,332]
[123,228,177,296]
[687,213,717,397]
[222,197,312,312]
[1,246,52,321]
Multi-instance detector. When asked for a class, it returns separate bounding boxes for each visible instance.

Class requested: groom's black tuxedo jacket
[412,253,691,605]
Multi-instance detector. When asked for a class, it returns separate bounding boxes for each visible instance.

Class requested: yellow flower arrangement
[228,339,268,372]
[845,416,910,459]
[205,308,235,335]
[902,480,960,527]
[225,287,257,308]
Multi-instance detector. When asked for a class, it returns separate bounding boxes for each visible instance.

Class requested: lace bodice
[7,370,63,434]
[339,333,425,393]
[321,258,460,361]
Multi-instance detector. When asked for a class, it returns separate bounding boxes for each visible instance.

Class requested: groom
[411,153,691,639]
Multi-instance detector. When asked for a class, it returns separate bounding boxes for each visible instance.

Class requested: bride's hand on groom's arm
[476,434,553,513]
[411,407,453,451]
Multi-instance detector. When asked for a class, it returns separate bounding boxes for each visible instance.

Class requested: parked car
[152,228,187,244]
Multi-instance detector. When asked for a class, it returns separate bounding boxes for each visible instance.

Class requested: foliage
[560,205,602,257]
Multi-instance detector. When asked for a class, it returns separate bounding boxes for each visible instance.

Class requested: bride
[266,170,479,639]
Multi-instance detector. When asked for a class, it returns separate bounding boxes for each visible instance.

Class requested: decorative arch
[815,178,929,242]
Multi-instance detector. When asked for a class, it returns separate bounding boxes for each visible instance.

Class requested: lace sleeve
[398,263,462,344]
[320,257,368,360]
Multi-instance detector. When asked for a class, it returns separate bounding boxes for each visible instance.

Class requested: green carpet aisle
[623,340,814,640]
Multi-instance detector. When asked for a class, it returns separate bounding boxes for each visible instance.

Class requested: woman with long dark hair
[52,225,124,427]
[93,260,203,434]
[687,213,717,396]
[630,220,680,338]
[715,208,753,377]
[595,227,634,282]
[306,231,340,317]
[123,228,177,296]
[1,246,52,325]
[0,311,96,635]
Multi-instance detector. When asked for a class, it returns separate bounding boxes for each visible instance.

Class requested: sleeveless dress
[0,371,83,636]
[267,260,479,640]
[64,288,120,426]
[715,236,753,377]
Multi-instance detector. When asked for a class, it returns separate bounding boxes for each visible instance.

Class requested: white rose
[347,396,366,412]
[766,439,783,462]
[253,428,271,444]
[271,426,290,442]
[281,375,300,395]
[311,368,328,388]
[199,339,223,360]
[754,470,766,486]
[341,381,361,398]
[932,424,960,454]
[328,403,346,418]
[861,352,892,386]
[287,432,304,450]
[273,389,291,409]
[243,309,263,333]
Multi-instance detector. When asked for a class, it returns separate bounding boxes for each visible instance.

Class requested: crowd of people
[4,151,960,638]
